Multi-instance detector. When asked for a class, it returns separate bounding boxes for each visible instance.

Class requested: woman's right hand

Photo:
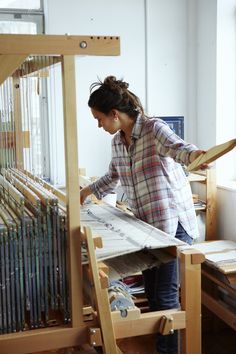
[190,150,209,170]
[80,186,93,205]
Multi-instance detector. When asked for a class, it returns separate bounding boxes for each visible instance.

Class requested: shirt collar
[131,113,144,140]
[117,113,145,143]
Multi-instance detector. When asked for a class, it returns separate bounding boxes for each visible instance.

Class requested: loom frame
[0,34,204,354]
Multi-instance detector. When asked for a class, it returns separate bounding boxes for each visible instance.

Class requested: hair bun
[103,76,129,92]
[88,75,144,118]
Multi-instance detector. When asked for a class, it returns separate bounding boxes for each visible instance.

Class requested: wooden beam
[0,325,93,354]
[113,310,186,338]
[12,75,24,168]
[180,250,202,354]
[225,273,236,284]
[0,34,120,56]
[111,307,141,322]
[205,168,217,240]
[202,268,236,298]
[202,291,236,331]
[61,55,83,327]
[190,249,205,264]
[17,56,61,77]
[85,226,118,354]
[187,139,236,172]
[0,54,27,85]
[23,169,67,203]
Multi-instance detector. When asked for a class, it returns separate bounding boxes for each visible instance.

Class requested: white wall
[44,0,204,178]
[217,186,236,241]
[146,0,217,149]
[216,0,236,182]
[195,0,217,150]
[44,0,219,179]
[44,0,236,241]
[146,0,236,241]
[146,0,187,119]
[186,0,198,144]
[216,0,236,240]
[44,0,146,178]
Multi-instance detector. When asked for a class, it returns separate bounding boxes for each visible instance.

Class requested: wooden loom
[0,34,205,354]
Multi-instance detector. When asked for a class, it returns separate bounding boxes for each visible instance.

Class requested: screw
[79,41,87,49]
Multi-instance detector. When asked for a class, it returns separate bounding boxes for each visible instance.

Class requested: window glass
[0,0,41,10]
[0,20,37,33]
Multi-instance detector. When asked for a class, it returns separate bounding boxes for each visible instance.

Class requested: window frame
[0,0,43,11]
[0,3,44,34]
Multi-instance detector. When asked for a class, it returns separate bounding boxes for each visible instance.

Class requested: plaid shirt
[90,115,199,239]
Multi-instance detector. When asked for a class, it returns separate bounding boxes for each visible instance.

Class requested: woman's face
[91,108,120,135]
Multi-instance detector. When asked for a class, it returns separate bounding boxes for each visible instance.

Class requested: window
[0,1,42,10]
[0,1,51,179]
[0,0,44,33]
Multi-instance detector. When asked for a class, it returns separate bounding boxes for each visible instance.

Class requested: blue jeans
[142,223,193,354]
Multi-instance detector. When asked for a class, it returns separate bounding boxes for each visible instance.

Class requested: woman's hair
[88,76,144,119]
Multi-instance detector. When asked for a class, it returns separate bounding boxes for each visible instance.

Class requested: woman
[80,76,203,354]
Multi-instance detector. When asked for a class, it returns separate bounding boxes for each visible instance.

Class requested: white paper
[179,240,236,270]
[189,240,236,254]
[205,250,236,263]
